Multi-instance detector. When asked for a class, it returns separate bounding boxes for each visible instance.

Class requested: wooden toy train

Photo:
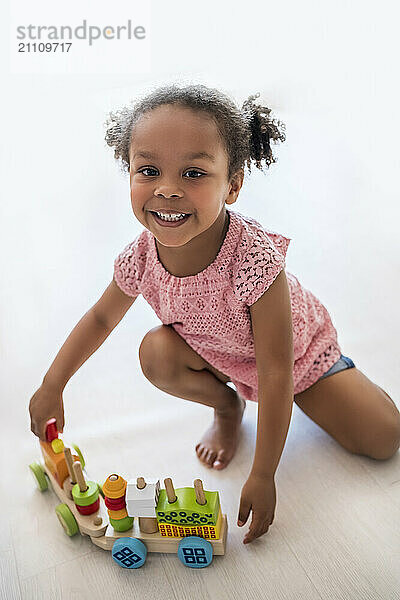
[29,419,228,569]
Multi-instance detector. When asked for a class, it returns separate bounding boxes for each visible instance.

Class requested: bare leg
[139,325,246,470]
[294,367,400,459]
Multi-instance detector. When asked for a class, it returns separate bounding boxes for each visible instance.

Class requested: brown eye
[184,170,204,178]
[138,167,158,176]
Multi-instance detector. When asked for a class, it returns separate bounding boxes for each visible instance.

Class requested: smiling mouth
[149,210,192,216]
[150,211,192,226]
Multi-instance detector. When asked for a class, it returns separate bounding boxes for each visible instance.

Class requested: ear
[226,169,244,204]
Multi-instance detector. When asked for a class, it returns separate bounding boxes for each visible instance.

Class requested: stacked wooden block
[156,479,222,539]
[126,477,160,517]
[102,474,134,532]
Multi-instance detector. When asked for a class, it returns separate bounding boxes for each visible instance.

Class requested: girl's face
[128,104,243,248]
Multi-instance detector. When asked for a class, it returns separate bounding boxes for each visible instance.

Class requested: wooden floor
[2,365,400,599]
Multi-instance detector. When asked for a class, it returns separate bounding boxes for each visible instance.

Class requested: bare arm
[29,279,137,439]
[237,271,294,543]
[249,270,294,478]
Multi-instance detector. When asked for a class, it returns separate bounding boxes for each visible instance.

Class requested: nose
[156,191,181,198]
[154,181,183,199]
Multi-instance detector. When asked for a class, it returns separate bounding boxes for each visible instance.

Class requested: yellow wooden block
[51,438,65,454]
[158,506,222,539]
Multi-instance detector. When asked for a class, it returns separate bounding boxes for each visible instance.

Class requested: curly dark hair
[104,83,286,181]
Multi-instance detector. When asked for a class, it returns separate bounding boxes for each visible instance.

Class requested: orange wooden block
[107,507,128,520]
[102,474,127,499]
[40,440,79,487]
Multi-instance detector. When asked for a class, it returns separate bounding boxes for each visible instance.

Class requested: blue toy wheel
[177,536,213,568]
[112,538,147,569]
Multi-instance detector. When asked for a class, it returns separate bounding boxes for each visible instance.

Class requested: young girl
[29,83,400,545]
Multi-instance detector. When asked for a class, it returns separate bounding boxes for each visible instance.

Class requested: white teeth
[155,211,187,222]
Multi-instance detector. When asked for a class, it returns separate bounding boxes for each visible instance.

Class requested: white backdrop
[2,0,399,433]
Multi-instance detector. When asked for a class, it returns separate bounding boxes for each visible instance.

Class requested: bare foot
[195,393,246,470]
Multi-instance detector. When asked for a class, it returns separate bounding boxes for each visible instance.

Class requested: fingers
[55,414,64,434]
[40,421,48,441]
[33,421,47,441]
[30,416,62,441]
[237,498,251,527]
[243,524,269,544]
[30,422,45,441]
[247,520,272,543]
[243,509,274,544]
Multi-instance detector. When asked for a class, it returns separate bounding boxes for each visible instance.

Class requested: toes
[196,444,206,460]
[196,442,229,469]
[195,445,217,468]
[199,447,210,463]
[213,449,228,470]
[206,450,217,466]
[202,449,213,468]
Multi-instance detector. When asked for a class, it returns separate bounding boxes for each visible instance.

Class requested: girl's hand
[29,383,65,441]
[237,474,276,544]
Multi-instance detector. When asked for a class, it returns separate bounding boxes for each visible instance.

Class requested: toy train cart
[29,419,228,569]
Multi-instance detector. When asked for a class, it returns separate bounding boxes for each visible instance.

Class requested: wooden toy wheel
[112,538,147,569]
[71,444,85,468]
[177,536,213,568]
[29,462,48,492]
[55,503,79,537]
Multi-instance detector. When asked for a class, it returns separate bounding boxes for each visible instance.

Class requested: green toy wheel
[55,503,79,536]
[29,462,48,492]
[71,444,85,468]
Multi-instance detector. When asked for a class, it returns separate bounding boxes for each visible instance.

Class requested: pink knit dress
[113,209,342,402]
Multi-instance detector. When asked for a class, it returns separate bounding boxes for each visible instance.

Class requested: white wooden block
[126,478,160,500]
[126,478,160,517]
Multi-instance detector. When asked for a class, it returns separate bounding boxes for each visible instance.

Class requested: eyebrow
[131,150,216,162]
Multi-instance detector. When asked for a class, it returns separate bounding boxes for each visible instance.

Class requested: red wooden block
[76,498,100,515]
[45,418,58,442]
[104,496,126,510]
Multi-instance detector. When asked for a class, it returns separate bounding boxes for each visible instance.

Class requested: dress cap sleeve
[233,229,291,306]
[113,235,142,298]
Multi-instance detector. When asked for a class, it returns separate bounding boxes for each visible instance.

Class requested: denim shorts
[318,354,356,381]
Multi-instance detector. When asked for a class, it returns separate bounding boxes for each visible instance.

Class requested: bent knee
[138,325,181,384]
[362,412,400,460]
